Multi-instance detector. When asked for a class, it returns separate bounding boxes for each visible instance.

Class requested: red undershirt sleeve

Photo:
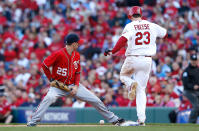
[112,36,127,54]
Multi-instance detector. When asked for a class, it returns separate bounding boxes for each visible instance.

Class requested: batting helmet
[128,6,142,19]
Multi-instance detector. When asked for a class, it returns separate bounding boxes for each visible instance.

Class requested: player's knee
[136,87,145,93]
[90,97,102,106]
[120,67,134,76]
[45,94,57,103]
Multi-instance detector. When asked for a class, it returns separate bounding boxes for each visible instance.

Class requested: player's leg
[134,58,152,124]
[27,87,67,126]
[120,57,138,100]
[120,57,135,88]
[75,84,124,125]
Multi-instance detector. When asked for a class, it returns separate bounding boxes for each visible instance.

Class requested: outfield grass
[0,124,199,131]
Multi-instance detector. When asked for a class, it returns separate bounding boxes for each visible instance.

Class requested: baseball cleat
[128,82,138,100]
[138,122,145,126]
[112,118,125,126]
[27,122,37,127]
[137,120,145,126]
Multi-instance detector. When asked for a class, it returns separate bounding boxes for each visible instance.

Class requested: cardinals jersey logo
[73,60,79,69]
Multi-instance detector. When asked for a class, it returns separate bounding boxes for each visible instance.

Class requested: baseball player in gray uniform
[27,34,124,126]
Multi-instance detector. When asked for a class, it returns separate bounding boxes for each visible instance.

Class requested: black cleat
[137,120,146,126]
[27,122,37,127]
[112,118,125,126]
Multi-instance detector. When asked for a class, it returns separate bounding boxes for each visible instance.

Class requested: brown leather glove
[50,80,72,92]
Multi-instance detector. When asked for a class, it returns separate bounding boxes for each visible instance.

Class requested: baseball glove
[50,80,72,92]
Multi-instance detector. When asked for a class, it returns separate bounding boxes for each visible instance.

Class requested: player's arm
[104,25,129,56]
[41,52,58,81]
[70,72,80,96]
[74,57,81,86]
[70,55,81,96]
[41,63,52,81]
[112,36,127,54]
[104,36,127,56]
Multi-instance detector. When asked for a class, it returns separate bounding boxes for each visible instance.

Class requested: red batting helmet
[128,6,142,19]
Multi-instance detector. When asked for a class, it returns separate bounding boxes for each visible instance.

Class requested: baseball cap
[190,54,197,61]
[64,33,80,45]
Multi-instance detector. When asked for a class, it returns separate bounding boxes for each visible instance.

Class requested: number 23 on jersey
[135,31,150,45]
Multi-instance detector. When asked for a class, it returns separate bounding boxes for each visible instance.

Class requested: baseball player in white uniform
[104,6,167,126]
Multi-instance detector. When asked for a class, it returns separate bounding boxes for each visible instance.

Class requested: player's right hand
[104,49,112,56]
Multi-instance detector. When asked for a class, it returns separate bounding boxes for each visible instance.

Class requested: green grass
[0,124,199,131]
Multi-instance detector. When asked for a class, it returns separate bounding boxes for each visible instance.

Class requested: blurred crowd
[0,0,199,121]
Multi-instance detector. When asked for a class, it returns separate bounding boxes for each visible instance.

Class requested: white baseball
[99,120,105,124]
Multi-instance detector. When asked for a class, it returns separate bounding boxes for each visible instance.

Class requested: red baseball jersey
[0,99,11,115]
[43,48,81,85]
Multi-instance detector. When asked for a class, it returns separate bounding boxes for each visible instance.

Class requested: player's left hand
[104,49,112,56]
[50,80,72,92]
[70,85,78,96]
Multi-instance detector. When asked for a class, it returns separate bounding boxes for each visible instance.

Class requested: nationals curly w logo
[73,60,79,69]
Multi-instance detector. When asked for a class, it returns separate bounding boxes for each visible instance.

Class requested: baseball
[99,120,105,124]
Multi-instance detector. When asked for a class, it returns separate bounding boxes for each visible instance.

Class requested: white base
[120,121,139,126]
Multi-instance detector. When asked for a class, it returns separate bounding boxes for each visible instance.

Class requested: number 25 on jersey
[57,67,67,76]
[135,31,150,45]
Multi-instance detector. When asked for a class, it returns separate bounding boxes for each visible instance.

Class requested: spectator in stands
[161,94,175,107]
[103,93,118,107]
[0,93,13,123]
[14,66,31,86]
[72,100,86,108]
[116,88,130,107]
[20,93,38,107]
[169,95,192,123]
[63,97,73,107]
[17,52,30,69]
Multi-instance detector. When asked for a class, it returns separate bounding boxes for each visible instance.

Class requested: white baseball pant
[120,56,152,122]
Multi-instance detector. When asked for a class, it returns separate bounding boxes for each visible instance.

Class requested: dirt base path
[0,124,111,127]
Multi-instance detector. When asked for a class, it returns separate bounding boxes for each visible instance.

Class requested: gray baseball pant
[29,83,118,124]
